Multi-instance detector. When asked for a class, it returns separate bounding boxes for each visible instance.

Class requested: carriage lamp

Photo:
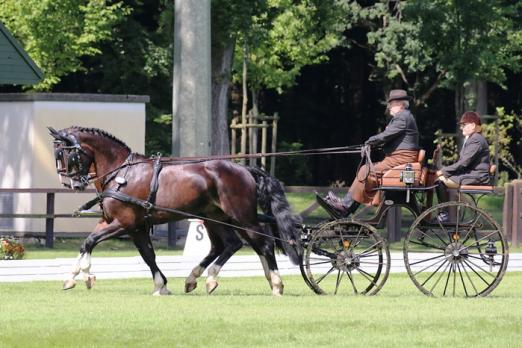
[342,239,351,249]
[485,240,497,260]
[400,163,416,184]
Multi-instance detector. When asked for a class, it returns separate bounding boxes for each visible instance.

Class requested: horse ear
[48,127,61,139]
[48,127,70,143]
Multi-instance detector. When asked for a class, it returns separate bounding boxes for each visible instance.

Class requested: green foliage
[350,0,522,102]
[145,105,172,156]
[482,107,522,179]
[433,129,458,165]
[233,0,352,93]
[0,0,130,90]
[275,141,312,185]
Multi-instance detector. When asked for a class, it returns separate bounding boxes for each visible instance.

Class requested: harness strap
[144,155,163,232]
[147,155,163,206]
[76,189,294,245]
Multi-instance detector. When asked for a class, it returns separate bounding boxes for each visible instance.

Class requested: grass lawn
[1,272,522,348]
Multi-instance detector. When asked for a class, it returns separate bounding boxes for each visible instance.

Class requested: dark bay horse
[49,126,302,296]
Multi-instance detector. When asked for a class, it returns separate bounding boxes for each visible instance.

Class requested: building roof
[0,21,44,85]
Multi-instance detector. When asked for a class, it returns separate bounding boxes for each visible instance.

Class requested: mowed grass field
[1,272,522,348]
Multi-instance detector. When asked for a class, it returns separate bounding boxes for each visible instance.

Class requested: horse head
[48,127,97,191]
[49,126,133,191]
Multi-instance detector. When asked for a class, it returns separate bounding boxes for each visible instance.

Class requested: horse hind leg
[185,226,226,293]
[204,224,243,295]
[241,224,284,296]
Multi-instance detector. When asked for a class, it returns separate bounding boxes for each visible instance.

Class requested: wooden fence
[504,180,522,246]
[0,188,99,248]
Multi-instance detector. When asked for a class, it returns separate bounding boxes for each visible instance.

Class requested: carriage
[49,126,508,297]
[298,147,508,297]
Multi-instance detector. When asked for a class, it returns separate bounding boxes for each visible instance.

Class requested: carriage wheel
[404,201,508,297]
[305,219,390,295]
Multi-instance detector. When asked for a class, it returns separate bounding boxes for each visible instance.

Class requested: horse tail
[246,166,303,265]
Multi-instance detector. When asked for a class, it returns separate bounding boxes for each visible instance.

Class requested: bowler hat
[459,111,481,126]
[387,89,411,102]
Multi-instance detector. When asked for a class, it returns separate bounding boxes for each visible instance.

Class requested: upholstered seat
[459,164,497,192]
[380,149,427,187]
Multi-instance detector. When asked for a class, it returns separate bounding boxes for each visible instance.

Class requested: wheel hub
[334,250,359,272]
[445,242,468,263]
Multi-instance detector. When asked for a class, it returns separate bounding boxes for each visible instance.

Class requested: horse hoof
[63,279,77,290]
[153,286,172,296]
[84,275,96,290]
[272,284,284,296]
[185,282,197,293]
[206,280,219,294]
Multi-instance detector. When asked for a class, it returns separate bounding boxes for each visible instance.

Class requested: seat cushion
[459,185,495,192]
[381,163,423,187]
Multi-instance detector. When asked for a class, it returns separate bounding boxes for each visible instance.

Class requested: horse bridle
[51,132,94,189]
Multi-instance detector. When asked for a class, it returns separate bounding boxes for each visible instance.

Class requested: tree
[349,0,522,120]
[0,0,129,90]
[210,0,268,155]
[233,0,352,112]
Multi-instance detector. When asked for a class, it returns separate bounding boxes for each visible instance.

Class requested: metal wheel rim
[404,201,509,297]
[305,219,390,295]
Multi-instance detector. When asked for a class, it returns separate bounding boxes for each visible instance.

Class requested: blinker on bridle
[52,133,94,188]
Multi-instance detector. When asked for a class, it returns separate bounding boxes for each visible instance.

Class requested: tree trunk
[211,38,235,155]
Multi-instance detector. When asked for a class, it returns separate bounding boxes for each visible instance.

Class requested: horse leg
[63,220,107,290]
[63,219,126,290]
[185,227,226,293]
[131,228,171,296]
[241,224,284,296]
[204,224,243,295]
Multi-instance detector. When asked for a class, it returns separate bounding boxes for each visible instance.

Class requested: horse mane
[68,126,131,152]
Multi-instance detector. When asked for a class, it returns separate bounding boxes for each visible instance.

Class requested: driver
[320,89,420,217]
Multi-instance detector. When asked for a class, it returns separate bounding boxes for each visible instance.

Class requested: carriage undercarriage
[299,182,508,297]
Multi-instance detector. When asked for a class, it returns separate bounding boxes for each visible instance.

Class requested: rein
[89,144,364,187]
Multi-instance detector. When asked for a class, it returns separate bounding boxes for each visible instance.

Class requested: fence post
[386,206,402,242]
[513,180,522,247]
[270,113,278,176]
[45,192,55,248]
[503,183,514,245]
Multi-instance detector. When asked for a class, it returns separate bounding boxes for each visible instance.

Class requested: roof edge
[0,21,44,83]
[0,93,150,103]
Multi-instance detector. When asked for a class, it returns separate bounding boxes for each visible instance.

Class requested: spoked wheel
[305,219,390,295]
[404,202,509,297]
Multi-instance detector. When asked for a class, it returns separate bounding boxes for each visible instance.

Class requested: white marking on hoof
[205,264,221,295]
[152,286,172,296]
[79,253,91,272]
[272,283,284,296]
[206,280,219,294]
[185,282,197,293]
[270,270,284,296]
[84,274,96,290]
[63,279,77,290]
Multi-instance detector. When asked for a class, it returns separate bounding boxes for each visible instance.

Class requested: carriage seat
[380,149,427,187]
[458,165,497,193]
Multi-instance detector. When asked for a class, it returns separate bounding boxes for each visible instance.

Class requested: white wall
[0,94,148,234]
